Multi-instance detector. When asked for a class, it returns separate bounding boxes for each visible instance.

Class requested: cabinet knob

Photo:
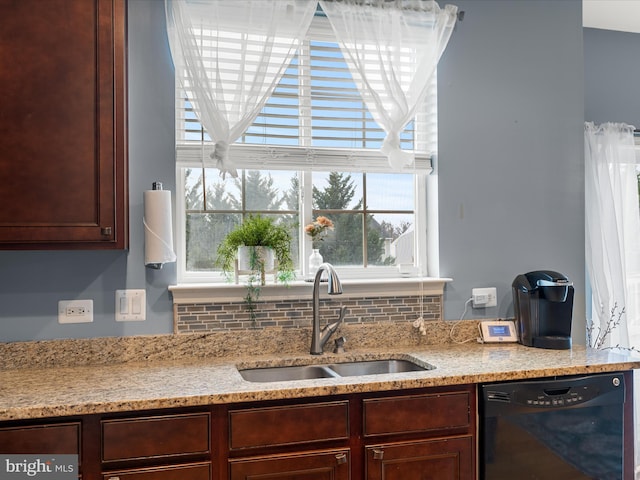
[335,453,347,465]
[101,226,113,236]
[373,448,384,460]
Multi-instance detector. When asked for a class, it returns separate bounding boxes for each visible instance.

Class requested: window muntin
[180,167,416,277]
[183,168,300,273]
[311,171,414,267]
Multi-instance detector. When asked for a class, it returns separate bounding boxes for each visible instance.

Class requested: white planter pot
[237,246,275,273]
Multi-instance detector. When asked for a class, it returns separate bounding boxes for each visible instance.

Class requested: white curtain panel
[319,0,458,170]
[584,122,640,349]
[165,0,317,178]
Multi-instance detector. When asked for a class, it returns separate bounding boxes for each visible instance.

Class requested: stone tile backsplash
[0,294,479,370]
[175,294,442,333]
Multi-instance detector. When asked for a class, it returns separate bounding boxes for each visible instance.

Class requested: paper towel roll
[144,189,177,268]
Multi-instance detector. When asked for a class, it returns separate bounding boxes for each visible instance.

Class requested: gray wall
[584,27,640,127]
[0,0,176,342]
[437,0,586,344]
[0,0,588,343]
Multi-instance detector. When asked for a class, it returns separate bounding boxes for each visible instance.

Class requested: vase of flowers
[304,216,334,280]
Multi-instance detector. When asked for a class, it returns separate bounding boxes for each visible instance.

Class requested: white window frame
[174,162,430,283]
[172,14,443,291]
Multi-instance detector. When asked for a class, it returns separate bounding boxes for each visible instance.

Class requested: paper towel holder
[144,181,177,270]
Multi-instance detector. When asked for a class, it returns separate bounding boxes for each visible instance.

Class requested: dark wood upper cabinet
[0,0,128,249]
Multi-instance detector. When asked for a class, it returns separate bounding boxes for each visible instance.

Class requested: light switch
[115,289,146,321]
[119,296,128,314]
[132,296,142,315]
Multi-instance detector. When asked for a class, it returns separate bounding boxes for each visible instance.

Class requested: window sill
[169,277,451,304]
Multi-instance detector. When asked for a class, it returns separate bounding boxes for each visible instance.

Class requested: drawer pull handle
[335,453,347,465]
[108,477,120,480]
[373,448,384,460]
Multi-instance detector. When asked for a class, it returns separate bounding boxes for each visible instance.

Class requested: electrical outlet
[472,287,497,308]
[58,300,93,323]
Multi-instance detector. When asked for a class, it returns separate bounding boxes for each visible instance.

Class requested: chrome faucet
[310,263,346,355]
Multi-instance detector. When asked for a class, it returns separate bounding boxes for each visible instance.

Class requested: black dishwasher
[480,372,626,480]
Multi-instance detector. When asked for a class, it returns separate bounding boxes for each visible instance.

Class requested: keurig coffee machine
[512,270,574,349]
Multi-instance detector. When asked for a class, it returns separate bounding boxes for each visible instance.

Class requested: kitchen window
[173,12,438,284]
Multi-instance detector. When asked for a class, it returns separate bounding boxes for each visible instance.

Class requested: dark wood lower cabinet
[0,385,478,480]
[226,385,476,480]
[98,412,211,480]
[229,449,350,480]
[2,375,637,479]
[365,436,474,480]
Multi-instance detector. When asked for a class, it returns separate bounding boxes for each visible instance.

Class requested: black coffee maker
[512,270,574,349]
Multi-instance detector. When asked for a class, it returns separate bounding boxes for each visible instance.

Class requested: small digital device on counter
[479,320,518,343]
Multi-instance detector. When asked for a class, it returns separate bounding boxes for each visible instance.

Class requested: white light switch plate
[115,289,146,321]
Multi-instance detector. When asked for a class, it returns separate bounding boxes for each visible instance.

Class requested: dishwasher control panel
[483,372,625,411]
[518,388,593,407]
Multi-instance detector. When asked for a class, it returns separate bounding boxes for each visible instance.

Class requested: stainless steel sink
[238,365,337,382]
[238,358,434,382]
[327,359,430,376]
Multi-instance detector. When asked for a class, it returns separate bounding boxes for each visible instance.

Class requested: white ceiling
[583,0,640,34]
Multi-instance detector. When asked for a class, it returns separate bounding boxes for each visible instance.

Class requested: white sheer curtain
[165,0,317,178]
[584,122,640,476]
[319,0,458,170]
[584,122,640,349]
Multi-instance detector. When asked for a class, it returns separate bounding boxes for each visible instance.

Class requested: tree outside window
[183,168,414,274]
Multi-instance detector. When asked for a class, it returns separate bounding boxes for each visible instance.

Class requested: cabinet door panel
[366,436,474,480]
[0,0,127,249]
[230,449,350,480]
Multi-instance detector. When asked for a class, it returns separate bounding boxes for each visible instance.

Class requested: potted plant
[216,215,295,323]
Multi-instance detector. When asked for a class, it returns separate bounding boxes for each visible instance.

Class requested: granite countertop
[1,342,639,421]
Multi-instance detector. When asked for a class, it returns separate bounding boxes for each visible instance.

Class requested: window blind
[175,14,436,172]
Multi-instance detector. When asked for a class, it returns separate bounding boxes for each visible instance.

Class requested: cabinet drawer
[229,449,350,480]
[363,392,470,436]
[103,462,210,480]
[0,422,80,455]
[229,401,349,451]
[102,413,210,462]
